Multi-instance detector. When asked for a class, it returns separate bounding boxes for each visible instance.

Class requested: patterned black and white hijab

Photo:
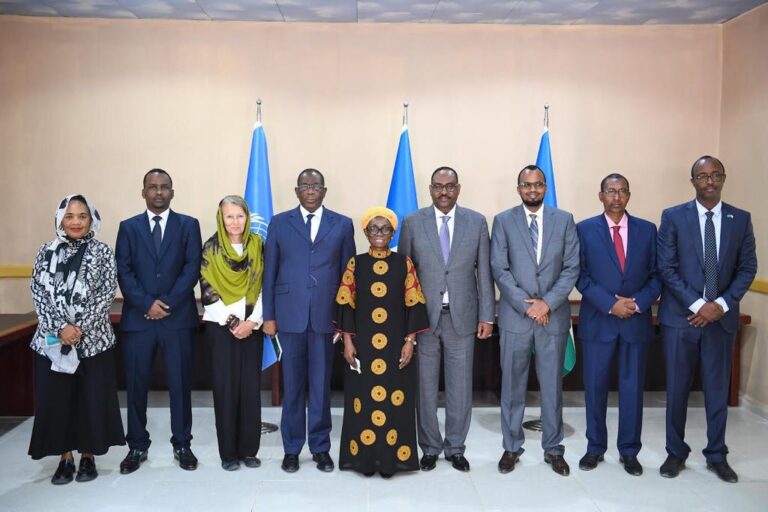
[43,195,102,312]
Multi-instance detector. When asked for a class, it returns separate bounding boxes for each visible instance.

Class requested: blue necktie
[704,211,718,301]
[439,216,451,264]
[529,214,539,262]
[306,213,315,241]
[152,216,162,254]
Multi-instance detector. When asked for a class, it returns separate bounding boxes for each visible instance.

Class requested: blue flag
[536,127,558,208]
[243,120,279,370]
[535,125,575,376]
[386,126,418,249]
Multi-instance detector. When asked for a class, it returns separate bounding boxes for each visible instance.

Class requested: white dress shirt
[145,208,169,239]
[689,200,729,314]
[523,205,543,265]
[300,205,324,242]
[201,243,264,327]
[434,205,456,304]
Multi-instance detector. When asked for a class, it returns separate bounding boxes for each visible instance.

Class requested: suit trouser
[662,323,733,463]
[500,326,566,455]
[279,329,334,455]
[582,337,648,457]
[207,322,263,462]
[122,324,194,451]
[417,310,475,457]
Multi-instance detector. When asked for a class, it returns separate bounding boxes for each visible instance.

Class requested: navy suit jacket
[262,206,355,334]
[657,200,757,334]
[576,213,660,344]
[115,210,202,332]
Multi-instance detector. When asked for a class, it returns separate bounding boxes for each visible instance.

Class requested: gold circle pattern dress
[335,248,428,475]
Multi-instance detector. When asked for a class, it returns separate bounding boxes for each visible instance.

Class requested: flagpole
[543,103,549,129]
[402,101,409,126]
[256,97,262,124]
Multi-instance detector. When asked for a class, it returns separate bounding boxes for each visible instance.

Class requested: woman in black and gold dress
[335,207,429,478]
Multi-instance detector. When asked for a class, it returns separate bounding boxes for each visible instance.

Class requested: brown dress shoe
[544,453,570,476]
[498,451,520,474]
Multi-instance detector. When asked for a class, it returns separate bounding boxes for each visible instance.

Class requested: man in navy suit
[576,173,660,476]
[115,169,202,473]
[262,168,355,473]
[657,156,756,483]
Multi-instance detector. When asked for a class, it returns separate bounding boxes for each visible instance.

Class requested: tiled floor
[1,393,767,511]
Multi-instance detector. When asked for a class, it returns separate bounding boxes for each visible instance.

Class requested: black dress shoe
[380,472,393,479]
[619,455,643,476]
[51,458,76,485]
[498,451,520,474]
[282,453,299,473]
[420,454,438,471]
[707,459,738,483]
[242,455,261,468]
[174,447,198,471]
[312,451,335,472]
[119,449,148,475]
[221,459,240,471]
[659,455,685,478]
[447,454,470,472]
[544,453,570,476]
[578,453,603,471]
[75,456,98,482]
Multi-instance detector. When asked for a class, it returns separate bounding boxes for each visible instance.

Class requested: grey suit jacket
[399,205,495,336]
[490,205,579,335]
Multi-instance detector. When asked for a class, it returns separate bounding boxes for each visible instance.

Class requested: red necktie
[612,225,626,272]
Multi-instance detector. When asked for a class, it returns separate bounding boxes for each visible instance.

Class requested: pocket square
[726,214,734,219]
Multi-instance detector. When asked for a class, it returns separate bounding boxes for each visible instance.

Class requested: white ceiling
[0,0,765,24]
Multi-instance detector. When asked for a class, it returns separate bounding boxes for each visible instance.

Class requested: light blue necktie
[439,216,451,264]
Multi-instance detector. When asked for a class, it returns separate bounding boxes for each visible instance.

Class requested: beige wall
[0,15,724,313]
[721,3,768,411]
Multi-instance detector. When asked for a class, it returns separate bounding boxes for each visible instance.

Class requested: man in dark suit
[262,168,355,473]
[115,169,202,473]
[657,156,756,483]
[576,173,660,476]
[490,165,580,476]
[398,166,495,473]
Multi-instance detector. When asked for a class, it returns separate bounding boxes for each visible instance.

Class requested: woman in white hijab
[28,194,125,485]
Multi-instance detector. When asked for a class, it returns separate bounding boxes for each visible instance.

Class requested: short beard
[522,198,543,208]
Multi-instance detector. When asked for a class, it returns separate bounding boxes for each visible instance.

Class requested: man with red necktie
[576,173,660,476]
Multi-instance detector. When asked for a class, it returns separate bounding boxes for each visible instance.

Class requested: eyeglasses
[296,184,325,193]
[518,182,546,190]
[365,226,394,235]
[430,183,459,193]
[603,188,630,197]
[692,172,725,183]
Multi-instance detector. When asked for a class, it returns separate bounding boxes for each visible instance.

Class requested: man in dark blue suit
[576,173,660,476]
[262,168,355,473]
[115,169,202,474]
[657,156,757,483]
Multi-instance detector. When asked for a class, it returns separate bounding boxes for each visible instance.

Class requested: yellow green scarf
[200,207,263,307]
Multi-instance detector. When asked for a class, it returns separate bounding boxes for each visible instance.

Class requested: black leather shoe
[659,455,685,478]
[544,453,570,476]
[620,455,643,476]
[447,454,470,472]
[578,453,603,471]
[75,456,98,482]
[420,454,438,471]
[282,453,299,473]
[498,451,520,474]
[312,451,335,472]
[707,459,738,483]
[173,447,198,471]
[221,459,240,471]
[119,449,148,475]
[51,458,76,485]
[242,455,261,468]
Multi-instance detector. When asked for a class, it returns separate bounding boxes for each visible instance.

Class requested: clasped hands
[144,299,170,320]
[524,298,550,326]
[688,301,724,327]
[60,324,82,345]
[610,295,638,319]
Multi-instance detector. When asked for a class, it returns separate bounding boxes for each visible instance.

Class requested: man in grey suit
[399,166,495,473]
[490,165,580,476]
